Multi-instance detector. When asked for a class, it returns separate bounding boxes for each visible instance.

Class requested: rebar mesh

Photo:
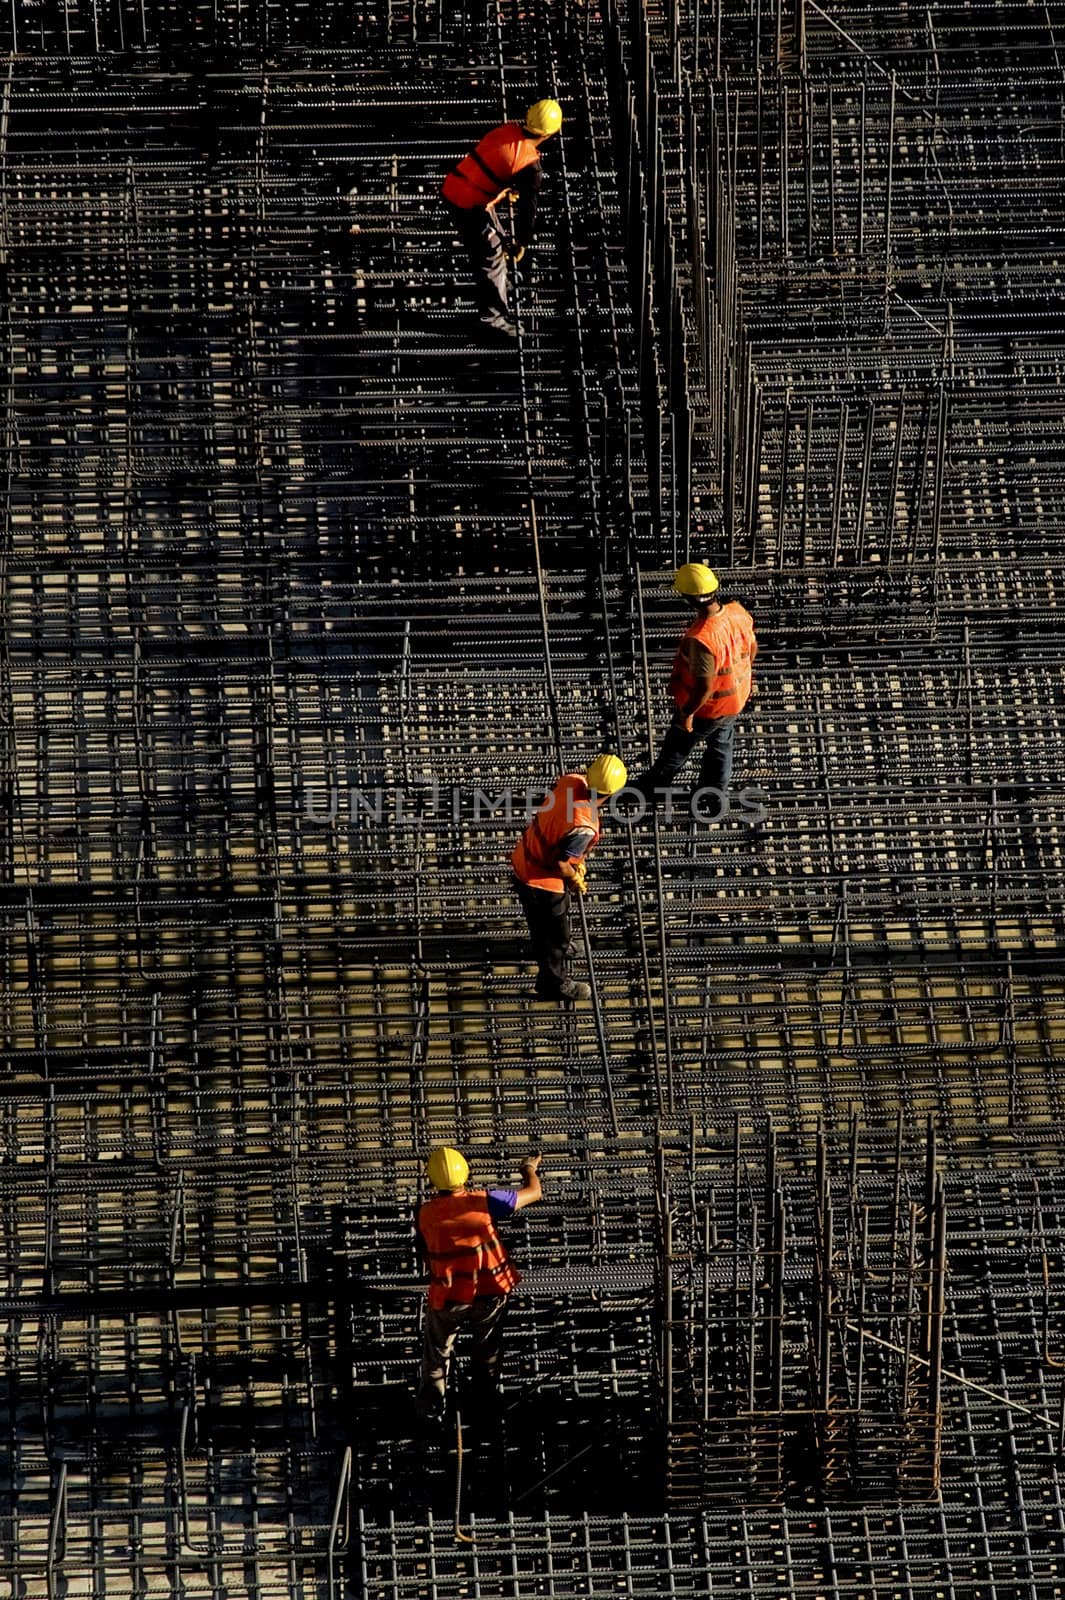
[3,0,1065,1596]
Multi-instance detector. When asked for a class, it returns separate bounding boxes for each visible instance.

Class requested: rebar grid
[356,1503,1065,1599]
[3,0,1065,1594]
[592,0,1065,573]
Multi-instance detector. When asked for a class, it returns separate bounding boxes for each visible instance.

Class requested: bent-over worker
[511,754,627,1002]
[440,98,563,335]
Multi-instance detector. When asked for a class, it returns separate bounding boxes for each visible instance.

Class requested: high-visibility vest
[511,773,600,894]
[669,602,757,720]
[441,121,542,210]
[418,1190,520,1309]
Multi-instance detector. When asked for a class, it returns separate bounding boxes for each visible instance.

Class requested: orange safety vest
[511,773,601,894]
[418,1190,521,1309]
[441,121,542,210]
[670,602,757,720]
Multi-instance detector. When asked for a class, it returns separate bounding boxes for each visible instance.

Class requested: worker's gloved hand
[521,1154,542,1175]
[508,243,526,263]
[570,861,588,895]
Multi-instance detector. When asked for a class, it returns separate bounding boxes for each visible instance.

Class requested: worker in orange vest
[440,98,563,336]
[633,564,758,813]
[416,1145,542,1419]
[511,754,627,1002]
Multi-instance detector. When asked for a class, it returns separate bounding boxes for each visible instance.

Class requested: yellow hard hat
[427,1146,469,1191]
[585,754,628,796]
[674,562,720,598]
[524,99,563,138]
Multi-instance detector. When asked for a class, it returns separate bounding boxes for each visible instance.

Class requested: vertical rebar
[327,1447,353,1599]
[747,1202,760,1414]
[888,1110,905,1344]
[901,1203,918,1412]
[801,398,814,552]
[804,78,814,259]
[926,1175,947,1494]
[930,379,949,577]
[756,70,765,260]
[883,73,897,330]
[732,1115,742,1395]
[830,402,849,565]
[855,400,875,563]
[600,567,664,1112]
[885,398,905,566]
[702,1202,712,1419]
[748,383,765,543]
[855,1205,870,1412]
[771,1181,785,1410]
[912,386,935,558]
[780,85,790,260]
[46,1463,68,1600]
[858,79,867,255]
[664,1204,675,1425]
[827,84,837,256]
[819,1192,834,1411]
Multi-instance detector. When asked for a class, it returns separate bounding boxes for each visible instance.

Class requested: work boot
[414,1384,446,1424]
[534,977,591,1002]
[479,310,518,337]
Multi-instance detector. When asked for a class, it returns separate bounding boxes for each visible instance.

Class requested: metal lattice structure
[657,1122,948,1506]
[2,0,1065,1596]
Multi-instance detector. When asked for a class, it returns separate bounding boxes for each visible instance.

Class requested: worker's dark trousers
[418,1294,509,1411]
[513,877,571,994]
[633,715,738,813]
[444,200,510,318]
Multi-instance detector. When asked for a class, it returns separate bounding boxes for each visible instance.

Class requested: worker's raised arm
[513,1154,543,1210]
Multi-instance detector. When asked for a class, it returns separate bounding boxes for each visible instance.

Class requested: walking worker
[511,754,627,1002]
[440,98,563,336]
[416,1146,542,1418]
[633,564,757,812]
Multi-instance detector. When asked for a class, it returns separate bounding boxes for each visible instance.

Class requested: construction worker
[440,98,563,336]
[511,755,627,1002]
[632,565,757,813]
[416,1146,542,1418]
